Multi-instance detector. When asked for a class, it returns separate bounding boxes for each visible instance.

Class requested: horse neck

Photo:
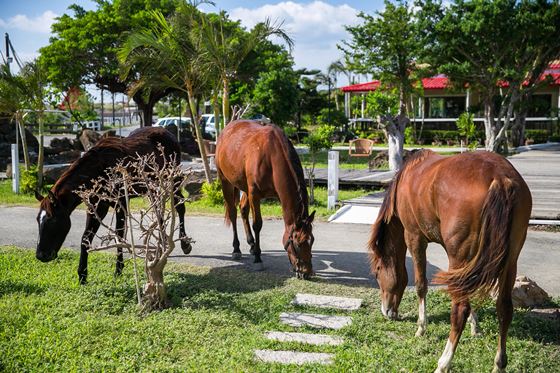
[274,160,308,228]
[51,169,84,213]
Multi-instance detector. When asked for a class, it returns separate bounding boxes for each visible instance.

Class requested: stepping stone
[265,331,344,346]
[280,312,352,330]
[292,293,363,311]
[254,349,334,365]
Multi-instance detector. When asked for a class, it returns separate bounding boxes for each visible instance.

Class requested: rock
[43,164,71,184]
[79,129,102,151]
[510,276,550,308]
[49,137,74,152]
[46,150,81,165]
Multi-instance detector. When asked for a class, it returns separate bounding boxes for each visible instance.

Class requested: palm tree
[196,12,294,131]
[119,5,214,183]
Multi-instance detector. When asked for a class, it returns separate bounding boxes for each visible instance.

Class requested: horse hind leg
[248,191,264,271]
[468,310,481,337]
[435,298,471,373]
[493,266,516,373]
[240,192,256,254]
[221,177,241,259]
[174,188,192,255]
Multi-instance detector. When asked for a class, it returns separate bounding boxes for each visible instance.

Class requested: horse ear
[47,190,57,204]
[35,190,44,202]
[307,210,316,224]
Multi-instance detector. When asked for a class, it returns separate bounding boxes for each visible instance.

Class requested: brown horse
[35,127,192,284]
[216,120,315,279]
[368,149,531,373]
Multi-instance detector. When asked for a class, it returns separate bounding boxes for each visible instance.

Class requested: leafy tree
[456,112,477,150]
[420,0,560,152]
[304,124,335,204]
[247,45,299,126]
[340,0,423,170]
[39,0,180,126]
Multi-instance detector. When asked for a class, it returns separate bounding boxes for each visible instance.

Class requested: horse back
[216,120,287,194]
[397,151,531,246]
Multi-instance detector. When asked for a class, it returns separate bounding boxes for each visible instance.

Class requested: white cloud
[0,11,58,34]
[230,1,360,72]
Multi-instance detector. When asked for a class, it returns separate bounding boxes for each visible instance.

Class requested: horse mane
[368,149,435,259]
[272,126,309,223]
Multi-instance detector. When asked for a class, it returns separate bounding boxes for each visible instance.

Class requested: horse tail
[434,177,517,301]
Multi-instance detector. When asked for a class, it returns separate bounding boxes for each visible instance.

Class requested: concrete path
[254,350,334,365]
[292,293,362,311]
[279,312,353,329]
[0,207,559,295]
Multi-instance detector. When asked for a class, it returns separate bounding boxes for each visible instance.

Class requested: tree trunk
[187,94,212,183]
[483,98,496,151]
[142,258,168,311]
[222,77,230,129]
[37,110,45,190]
[212,89,221,136]
[16,114,30,170]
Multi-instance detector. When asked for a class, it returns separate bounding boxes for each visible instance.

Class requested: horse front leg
[174,189,192,255]
[435,298,471,373]
[79,204,109,284]
[240,192,256,254]
[248,192,264,271]
[406,233,428,337]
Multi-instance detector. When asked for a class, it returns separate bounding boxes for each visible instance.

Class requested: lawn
[0,180,373,221]
[1,246,558,372]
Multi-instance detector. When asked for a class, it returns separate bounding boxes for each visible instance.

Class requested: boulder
[79,129,102,151]
[49,137,74,152]
[509,276,550,308]
[47,150,81,165]
[43,164,71,184]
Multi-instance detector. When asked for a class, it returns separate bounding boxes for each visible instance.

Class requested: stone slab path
[265,331,344,346]
[254,350,334,365]
[292,293,363,311]
[280,312,353,330]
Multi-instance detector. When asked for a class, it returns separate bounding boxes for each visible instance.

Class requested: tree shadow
[0,280,46,297]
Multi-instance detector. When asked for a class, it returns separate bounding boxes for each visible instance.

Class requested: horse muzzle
[381,302,399,320]
[36,250,57,262]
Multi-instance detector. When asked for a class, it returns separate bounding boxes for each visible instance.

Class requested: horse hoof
[249,247,255,255]
[253,262,264,271]
[181,241,192,255]
[232,252,242,260]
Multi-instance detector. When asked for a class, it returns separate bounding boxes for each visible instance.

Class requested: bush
[404,127,415,145]
[201,179,224,206]
[525,130,549,144]
[20,165,39,194]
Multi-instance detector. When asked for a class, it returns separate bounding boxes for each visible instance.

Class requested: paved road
[1,207,559,296]
[508,144,560,220]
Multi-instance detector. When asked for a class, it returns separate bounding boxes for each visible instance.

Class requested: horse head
[368,215,408,320]
[35,190,72,262]
[283,211,315,280]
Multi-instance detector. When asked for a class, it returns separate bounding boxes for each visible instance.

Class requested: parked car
[199,114,218,139]
[250,113,271,124]
[154,117,192,129]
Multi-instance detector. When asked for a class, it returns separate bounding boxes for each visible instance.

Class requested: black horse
[35,127,192,284]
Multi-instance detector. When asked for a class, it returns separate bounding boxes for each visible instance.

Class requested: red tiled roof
[421,76,449,89]
[341,80,381,92]
[340,64,560,92]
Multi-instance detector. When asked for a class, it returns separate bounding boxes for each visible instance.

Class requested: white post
[466,89,470,112]
[11,144,19,194]
[344,91,350,118]
[327,151,339,210]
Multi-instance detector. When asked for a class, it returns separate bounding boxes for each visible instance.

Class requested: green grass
[0,180,372,221]
[1,246,558,372]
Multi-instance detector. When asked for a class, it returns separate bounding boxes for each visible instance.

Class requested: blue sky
[0,1,384,98]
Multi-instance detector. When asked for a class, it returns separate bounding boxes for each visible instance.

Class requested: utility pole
[5,33,13,71]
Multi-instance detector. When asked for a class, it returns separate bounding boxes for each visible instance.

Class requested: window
[424,96,466,118]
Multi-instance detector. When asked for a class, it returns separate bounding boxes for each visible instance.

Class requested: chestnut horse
[216,120,315,279]
[35,127,192,284]
[368,149,531,373]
